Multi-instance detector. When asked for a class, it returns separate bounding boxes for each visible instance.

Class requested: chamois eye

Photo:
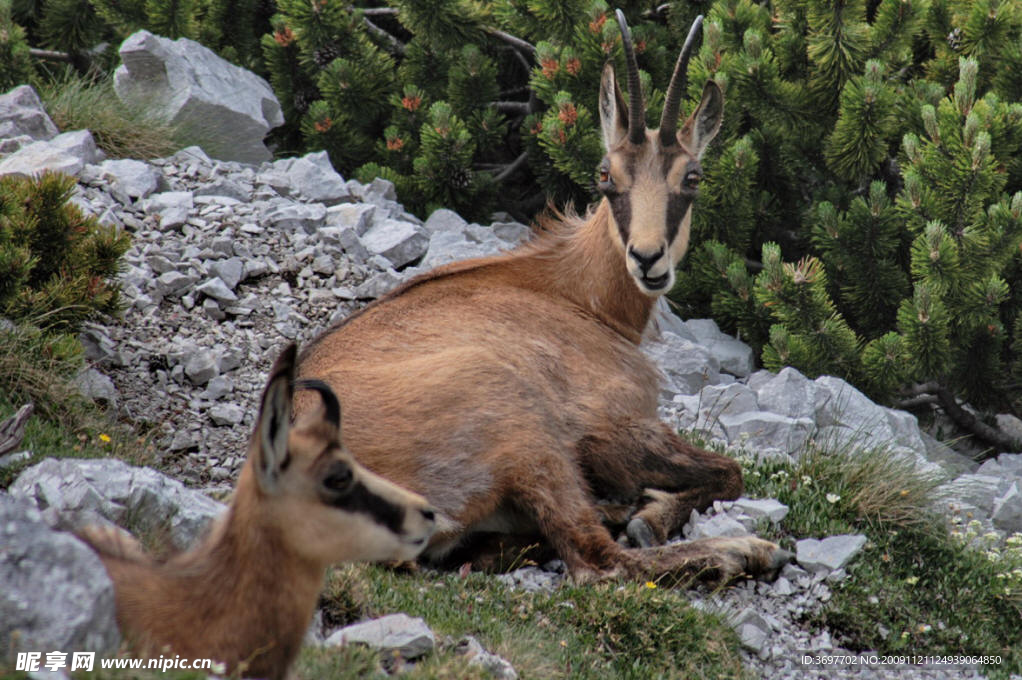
[597,161,615,193]
[684,171,702,189]
[322,462,354,495]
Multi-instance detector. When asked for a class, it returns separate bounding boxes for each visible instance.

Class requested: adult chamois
[80,344,436,680]
[298,11,789,584]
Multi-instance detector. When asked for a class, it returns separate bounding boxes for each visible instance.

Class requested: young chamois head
[598,11,722,296]
[242,344,437,564]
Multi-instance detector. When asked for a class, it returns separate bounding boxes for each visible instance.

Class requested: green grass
[297,564,750,680]
[733,441,1022,679]
[0,322,154,489]
[36,70,182,160]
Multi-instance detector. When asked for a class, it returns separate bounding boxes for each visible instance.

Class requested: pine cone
[313,43,342,67]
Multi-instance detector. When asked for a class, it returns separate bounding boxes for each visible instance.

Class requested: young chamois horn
[79,344,436,680]
[297,11,790,585]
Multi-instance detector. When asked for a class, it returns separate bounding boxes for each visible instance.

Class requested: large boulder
[10,457,224,550]
[0,493,120,658]
[0,85,58,144]
[114,30,284,163]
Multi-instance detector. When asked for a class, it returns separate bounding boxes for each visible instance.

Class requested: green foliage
[735,443,1021,674]
[0,0,36,90]
[663,5,1022,411]
[0,172,128,334]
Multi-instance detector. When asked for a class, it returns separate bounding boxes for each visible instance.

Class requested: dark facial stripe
[665,192,693,244]
[329,481,405,535]
[608,192,631,243]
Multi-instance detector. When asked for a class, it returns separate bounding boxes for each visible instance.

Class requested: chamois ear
[253,343,297,494]
[679,80,723,159]
[598,62,630,150]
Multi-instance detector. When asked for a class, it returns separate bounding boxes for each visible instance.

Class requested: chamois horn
[615,9,646,145]
[659,15,704,147]
[294,378,341,428]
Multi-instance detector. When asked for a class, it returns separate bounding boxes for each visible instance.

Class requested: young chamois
[79,344,436,680]
[297,11,790,585]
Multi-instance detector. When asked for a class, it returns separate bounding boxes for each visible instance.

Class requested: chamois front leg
[626,536,793,585]
[578,419,744,547]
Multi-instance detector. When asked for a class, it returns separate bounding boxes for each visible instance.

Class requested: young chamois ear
[678,81,723,159]
[599,62,631,150]
[253,344,298,495]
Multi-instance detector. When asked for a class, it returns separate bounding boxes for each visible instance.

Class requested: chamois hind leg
[578,418,744,547]
[628,536,792,585]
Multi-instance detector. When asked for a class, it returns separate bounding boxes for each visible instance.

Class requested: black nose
[420,508,436,522]
[628,246,664,274]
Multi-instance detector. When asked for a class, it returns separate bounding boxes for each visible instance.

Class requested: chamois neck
[151,477,324,677]
[527,200,654,339]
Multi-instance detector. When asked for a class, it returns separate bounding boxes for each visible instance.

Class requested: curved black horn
[615,9,646,145]
[659,14,704,147]
[294,378,341,428]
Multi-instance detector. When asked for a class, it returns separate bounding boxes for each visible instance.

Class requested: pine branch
[29,48,74,62]
[484,27,535,56]
[493,101,532,115]
[364,17,406,55]
[493,152,528,182]
[360,7,398,16]
[931,385,1020,459]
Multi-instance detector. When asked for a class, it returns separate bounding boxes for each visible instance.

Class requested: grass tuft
[37,70,181,160]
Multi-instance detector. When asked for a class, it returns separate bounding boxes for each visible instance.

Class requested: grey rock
[641,331,721,396]
[114,30,283,163]
[99,159,160,199]
[731,608,770,654]
[495,566,563,593]
[796,535,867,574]
[208,403,245,426]
[491,221,531,244]
[978,453,1022,477]
[0,130,101,178]
[685,513,749,539]
[288,151,349,204]
[423,208,468,234]
[991,482,1022,533]
[753,367,817,421]
[937,474,1008,514]
[9,457,224,550]
[0,85,59,141]
[326,203,376,236]
[733,498,789,523]
[455,636,518,679]
[366,177,397,201]
[144,191,194,229]
[209,257,244,290]
[263,202,327,233]
[719,411,814,454]
[0,494,120,657]
[196,277,238,303]
[155,270,199,296]
[361,219,429,268]
[680,318,756,377]
[0,134,33,154]
[203,298,225,320]
[200,375,234,401]
[184,350,219,385]
[324,613,435,660]
[996,414,1022,447]
[421,230,495,269]
[771,577,794,596]
[169,429,200,452]
[75,368,119,408]
[697,383,759,418]
[194,178,249,201]
[0,451,32,468]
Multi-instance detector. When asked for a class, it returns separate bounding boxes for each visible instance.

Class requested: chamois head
[244,344,436,564]
[598,11,722,296]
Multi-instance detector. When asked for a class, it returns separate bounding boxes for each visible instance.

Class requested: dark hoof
[626,517,656,549]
